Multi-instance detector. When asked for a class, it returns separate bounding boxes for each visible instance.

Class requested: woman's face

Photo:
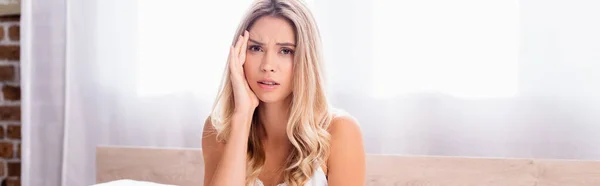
[244,16,296,104]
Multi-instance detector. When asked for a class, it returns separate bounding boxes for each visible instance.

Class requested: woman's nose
[260,52,276,72]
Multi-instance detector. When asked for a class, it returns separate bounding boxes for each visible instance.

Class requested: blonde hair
[209,0,332,185]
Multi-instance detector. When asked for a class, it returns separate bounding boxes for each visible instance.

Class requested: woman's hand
[229,30,259,118]
[203,33,257,185]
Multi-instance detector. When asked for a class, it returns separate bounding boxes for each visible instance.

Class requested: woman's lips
[257,80,279,91]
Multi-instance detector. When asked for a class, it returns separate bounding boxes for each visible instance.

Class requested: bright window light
[372,0,520,99]
[136,0,252,97]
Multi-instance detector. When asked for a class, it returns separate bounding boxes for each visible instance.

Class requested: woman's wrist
[233,108,255,119]
[231,111,254,131]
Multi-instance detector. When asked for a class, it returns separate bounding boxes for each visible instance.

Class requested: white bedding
[92,179,176,186]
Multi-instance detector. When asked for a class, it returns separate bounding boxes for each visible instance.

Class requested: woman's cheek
[284,61,294,87]
[243,60,256,82]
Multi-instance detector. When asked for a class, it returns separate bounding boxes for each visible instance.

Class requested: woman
[202,0,366,185]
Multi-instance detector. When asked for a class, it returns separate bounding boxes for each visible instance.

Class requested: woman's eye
[280,48,294,55]
[248,45,262,52]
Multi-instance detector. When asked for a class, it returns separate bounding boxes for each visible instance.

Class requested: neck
[257,96,292,143]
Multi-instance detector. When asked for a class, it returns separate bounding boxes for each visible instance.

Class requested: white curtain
[22,0,600,185]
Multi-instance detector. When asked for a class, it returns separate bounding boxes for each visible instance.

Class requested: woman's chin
[256,93,287,104]
[257,96,281,104]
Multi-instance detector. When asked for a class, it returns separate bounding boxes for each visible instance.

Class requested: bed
[96,146,600,186]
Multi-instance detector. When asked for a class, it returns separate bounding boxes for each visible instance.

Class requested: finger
[239,31,248,58]
[229,46,235,67]
[232,38,242,61]
[239,30,249,63]
[234,35,244,55]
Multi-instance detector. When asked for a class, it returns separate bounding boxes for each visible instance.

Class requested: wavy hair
[209,0,332,185]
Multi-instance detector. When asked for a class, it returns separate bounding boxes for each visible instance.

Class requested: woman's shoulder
[202,116,224,151]
[325,109,366,183]
[328,108,360,133]
[327,109,362,147]
[202,116,217,140]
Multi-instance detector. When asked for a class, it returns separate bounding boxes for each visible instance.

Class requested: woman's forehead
[249,16,296,44]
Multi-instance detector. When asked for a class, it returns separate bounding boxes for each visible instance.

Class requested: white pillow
[92,179,176,186]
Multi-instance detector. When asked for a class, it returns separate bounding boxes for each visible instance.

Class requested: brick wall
[0,15,20,186]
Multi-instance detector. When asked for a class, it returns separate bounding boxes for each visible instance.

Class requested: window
[372,0,520,99]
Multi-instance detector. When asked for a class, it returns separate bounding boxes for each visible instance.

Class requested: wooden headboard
[96,146,600,186]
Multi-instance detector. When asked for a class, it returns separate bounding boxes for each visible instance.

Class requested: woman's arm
[203,30,258,186]
[327,115,366,186]
[202,114,253,186]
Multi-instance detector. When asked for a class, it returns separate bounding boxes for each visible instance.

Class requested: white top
[253,167,328,186]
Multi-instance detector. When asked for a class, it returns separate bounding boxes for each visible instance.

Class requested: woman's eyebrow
[249,38,296,47]
[276,42,296,47]
[248,38,264,45]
